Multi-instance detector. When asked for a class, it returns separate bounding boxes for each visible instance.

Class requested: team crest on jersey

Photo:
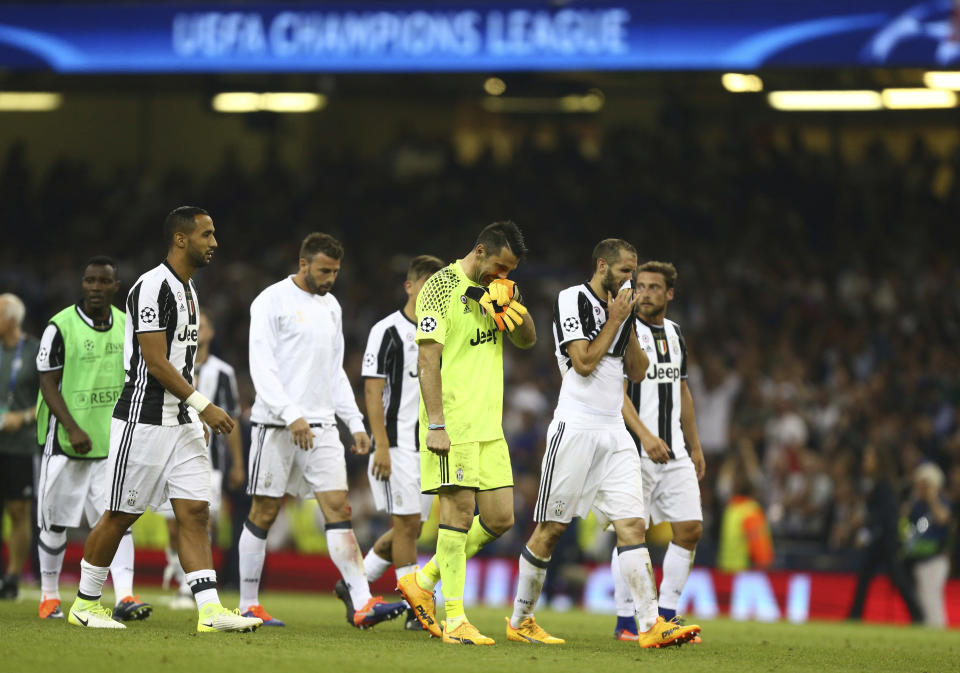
[461,295,470,313]
[553,499,566,517]
[394,491,403,506]
[363,353,376,368]
[140,307,157,324]
[563,317,580,333]
[177,290,183,301]
[264,472,273,488]
[420,316,437,333]
[671,339,680,355]
[657,339,668,356]
[127,489,138,507]
[456,466,464,482]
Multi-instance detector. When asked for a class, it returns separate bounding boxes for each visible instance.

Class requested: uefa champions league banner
[0,1,958,72]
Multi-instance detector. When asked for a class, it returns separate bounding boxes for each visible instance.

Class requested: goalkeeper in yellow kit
[397,221,536,645]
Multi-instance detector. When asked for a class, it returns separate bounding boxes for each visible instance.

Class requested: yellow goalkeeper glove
[464,285,528,332]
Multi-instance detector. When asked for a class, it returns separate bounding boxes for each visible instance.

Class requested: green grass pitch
[1,588,956,673]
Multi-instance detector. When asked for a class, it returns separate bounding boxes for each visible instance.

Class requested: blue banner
[0,1,957,73]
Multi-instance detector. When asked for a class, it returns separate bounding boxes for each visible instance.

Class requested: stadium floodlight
[881,87,957,109]
[922,71,960,90]
[0,92,62,111]
[212,92,326,113]
[722,73,763,93]
[484,77,506,96]
[767,90,882,111]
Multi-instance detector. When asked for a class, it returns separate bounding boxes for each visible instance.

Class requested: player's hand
[66,425,93,455]
[200,404,235,436]
[690,446,706,480]
[288,417,314,450]
[487,279,518,305]
[228,462,246,490]
[1,410,25,432]
[426,427,451,455]
[492,300,527,332]
[608,288,637,325]
[640,429,671,464]
[371,446,392,480]
[351,431,371,456]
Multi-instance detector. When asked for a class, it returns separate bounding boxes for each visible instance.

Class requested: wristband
[427,423,445,430]
[185,390,211,413]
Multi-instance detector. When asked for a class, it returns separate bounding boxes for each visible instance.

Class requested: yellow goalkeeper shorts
[420,438,513,494]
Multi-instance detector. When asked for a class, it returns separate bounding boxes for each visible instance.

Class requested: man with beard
[397,221,536,645]
[240,232,406,629]
[506,239,699,648]
[35,257,149,621]
[69,207,260,633]
[611,261,706,642]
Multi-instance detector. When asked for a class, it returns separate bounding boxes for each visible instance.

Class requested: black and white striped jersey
[626,317,688,460]
[362,310,419,450]
[113,261,200,426]
[552,283,635,418]
[195,353,240,469]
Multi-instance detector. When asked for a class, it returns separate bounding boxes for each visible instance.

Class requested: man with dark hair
[506,239,699,648]
[0,293,40,601]
[240,232,406,629]
[398,223,536,645]
[611,260,706,642]
[35,257,150,621]
[68,207,261,633]
[164,206,210,247]
[359,254,444,630]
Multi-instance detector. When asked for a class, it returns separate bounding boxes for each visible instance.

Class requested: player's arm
[622,321,649,383]
[506,308,536,349]
[226,420,245,489]
[38,369,91,454]
[137,331,233,434]
[567,288,637,376]
[418,339,450,455]
[680,380,705,480]
[364,377,391,479]
[622,380,670,463]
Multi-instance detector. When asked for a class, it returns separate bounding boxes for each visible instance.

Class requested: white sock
[659,542,695,613]
[184,569,220,609]
[78,558,110,601]
[38,529,67,600]
[394,563,416,584]
[238,519,267,609]
[363,548,392,582]
[510,547,549,629]
[610,546,635,617]
[326,525,372,607]
[617,544,659,632]
[110,532,135,604]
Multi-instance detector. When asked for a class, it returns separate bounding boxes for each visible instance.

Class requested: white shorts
[107,418,211,514]
[534,414,645,525]
[367,447,434,520]
[37,455,109,529]
[156,469,223,518]
[641,456,703,525]
[248,423,347,498]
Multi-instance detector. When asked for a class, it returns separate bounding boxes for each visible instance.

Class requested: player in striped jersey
[159,309,245,609]
[360,255,444,630]
[68,206,261,633]
[508,240,699,648]
[612,260,705,642]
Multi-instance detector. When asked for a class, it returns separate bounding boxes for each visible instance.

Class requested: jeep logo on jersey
[177,324,199,343]
[647,362,681,382]
[420,316,437,333]
[470,328,498,346]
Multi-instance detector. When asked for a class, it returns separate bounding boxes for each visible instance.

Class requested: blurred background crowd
[1,94,958,597]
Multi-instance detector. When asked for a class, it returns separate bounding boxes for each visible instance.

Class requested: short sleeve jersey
[415,260,504,444]
[195,353,240,470]
[362,310,420,450]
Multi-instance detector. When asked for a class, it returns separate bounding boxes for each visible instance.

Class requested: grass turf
[1,587,956,673]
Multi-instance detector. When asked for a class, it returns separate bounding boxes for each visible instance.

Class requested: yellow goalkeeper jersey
[415,260,505,445]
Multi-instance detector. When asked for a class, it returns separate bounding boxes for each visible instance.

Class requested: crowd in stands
[2,109,957,578]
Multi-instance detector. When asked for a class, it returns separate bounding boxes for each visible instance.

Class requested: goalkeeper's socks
[616,615,638,635]
[435,526,468,623]
[464,515,499,558]
[416,557,442,592]
[658,607,677,620]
